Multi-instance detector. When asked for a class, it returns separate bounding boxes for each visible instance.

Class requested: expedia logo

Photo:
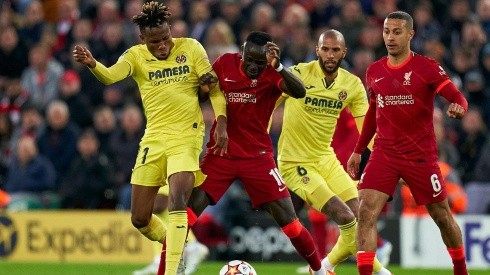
[0,214,18,257]
[148,65,190,80]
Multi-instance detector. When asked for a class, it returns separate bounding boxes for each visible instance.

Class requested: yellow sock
[166,210,188,274]
[327,219,357,266]
[151,210,169,256]
[138,214,166,243]
[373,256,383,272]
[187,229,197,243]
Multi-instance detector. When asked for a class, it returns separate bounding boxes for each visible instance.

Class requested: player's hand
[266,42,281,69]
[73,45,96,68]
[347,152,362,180]
[446,103,465,119]
[199,72,218,94]
[212,115,228,156]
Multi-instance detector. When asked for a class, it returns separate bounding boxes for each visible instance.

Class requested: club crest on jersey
[250,79,257,87]
[338,90,347,101]
[403,71,412,85]
[301,176,310,184]
[175,55,187,64]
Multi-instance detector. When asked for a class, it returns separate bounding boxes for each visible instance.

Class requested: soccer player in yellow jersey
[276,30,391,275]
[73,2,227,275]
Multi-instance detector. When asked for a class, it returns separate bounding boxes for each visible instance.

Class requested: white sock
[153,255,160,264]
[376,267,391,275]
[312,266,326,275]
[321,256,336,271]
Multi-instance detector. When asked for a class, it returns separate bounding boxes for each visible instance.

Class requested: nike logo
[374,77,385,83]
[145,59,157,62]
[176,225,186,228]
[224,77,237,82]
[279,186,287,192]
[432,190,443,197]
[305,85,315,89]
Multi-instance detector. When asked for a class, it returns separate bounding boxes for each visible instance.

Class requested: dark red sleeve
[354,94,377,154]
[437,81,468,112]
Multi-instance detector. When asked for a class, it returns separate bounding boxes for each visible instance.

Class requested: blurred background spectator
[58,128,114,209]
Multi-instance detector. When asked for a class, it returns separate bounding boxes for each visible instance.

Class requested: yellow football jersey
[278,61,368,162]
[90,38,224,138]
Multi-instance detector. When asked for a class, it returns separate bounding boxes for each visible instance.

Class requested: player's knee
[321,198,355,225]
[358,207,378,226]
[131,213,150,228]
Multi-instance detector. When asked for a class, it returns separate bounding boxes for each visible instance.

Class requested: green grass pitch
[0,262,487,275]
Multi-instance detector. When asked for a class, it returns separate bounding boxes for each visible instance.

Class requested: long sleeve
[89,61,132,85]
[438,81,468,111]
[354,99,377,154]
[209,85,227,118]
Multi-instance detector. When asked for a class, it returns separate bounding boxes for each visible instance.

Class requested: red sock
[157,240,166,275]
[447,247,468,275]
[357,251,375,275]
[308,209,328,256]
[282,219,322,271]
[186,207,198,227]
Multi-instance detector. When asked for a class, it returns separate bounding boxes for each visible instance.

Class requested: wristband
[275,63,284,72]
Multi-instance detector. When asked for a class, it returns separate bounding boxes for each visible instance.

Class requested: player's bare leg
[261,198,325,274]
[131,185,166,242]
[356,189,390,275]
[426,199,468,275]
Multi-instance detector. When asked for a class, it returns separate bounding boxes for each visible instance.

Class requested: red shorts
[199,154,291,208]
[359,150,447,205]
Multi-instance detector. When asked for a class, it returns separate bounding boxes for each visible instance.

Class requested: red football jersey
[364,52,453,166]
[207,53,283,158]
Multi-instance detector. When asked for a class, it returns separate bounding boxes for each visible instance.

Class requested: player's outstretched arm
[73,45,96,68]
[73,45,131,85]
[266,42,306,99]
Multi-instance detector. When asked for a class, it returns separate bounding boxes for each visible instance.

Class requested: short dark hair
[245,31,273,46]
[386,11,413,30]
[132,1,171,31]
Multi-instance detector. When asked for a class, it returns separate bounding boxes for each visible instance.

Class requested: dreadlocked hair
[132,1,171,31]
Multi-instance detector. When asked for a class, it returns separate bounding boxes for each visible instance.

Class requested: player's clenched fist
[198,72,218,93]
[73,45,96,68]
[446,103,465,119]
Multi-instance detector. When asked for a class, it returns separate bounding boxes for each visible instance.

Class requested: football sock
[153,209,169,256]
[282,219,322,271]
[327,219,356,266]
[447,246,469,275]
[138,214,166,243]
[357,251,375,275]
[166,210,188,274]
[308,208,328,256]
[186,207,198,227]
[157,241,166,275]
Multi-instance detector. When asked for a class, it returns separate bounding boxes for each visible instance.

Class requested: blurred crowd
[0,0,489,214]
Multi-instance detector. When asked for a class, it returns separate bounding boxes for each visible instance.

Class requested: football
[219,260,257,275]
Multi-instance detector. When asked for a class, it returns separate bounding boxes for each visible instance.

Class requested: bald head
[318,29,346,48]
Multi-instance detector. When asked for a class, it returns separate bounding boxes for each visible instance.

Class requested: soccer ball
[219,260,257,275]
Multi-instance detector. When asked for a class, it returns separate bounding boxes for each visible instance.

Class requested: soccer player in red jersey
[181,31,326,275]
[347,11,469,275]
